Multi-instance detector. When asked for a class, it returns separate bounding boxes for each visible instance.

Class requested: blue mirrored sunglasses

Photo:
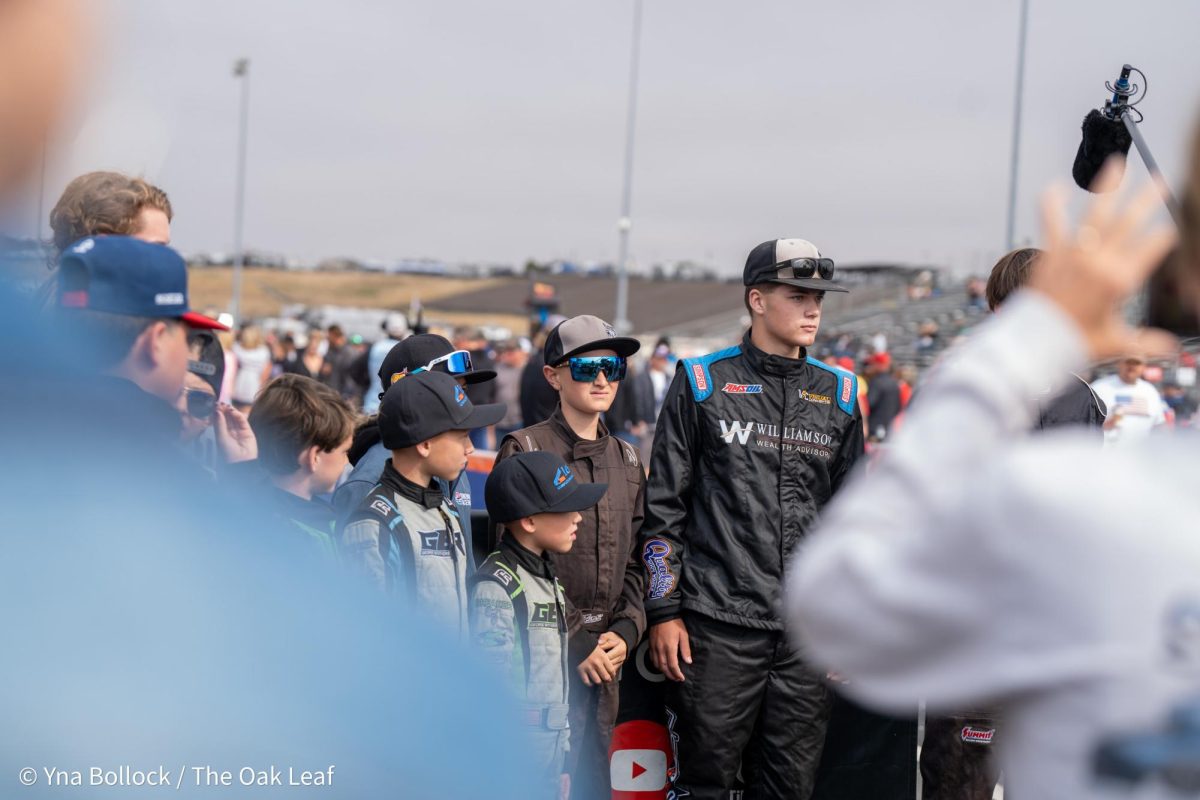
[566,356,627,383]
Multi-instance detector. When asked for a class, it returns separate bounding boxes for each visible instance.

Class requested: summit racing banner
[610,640,917,799]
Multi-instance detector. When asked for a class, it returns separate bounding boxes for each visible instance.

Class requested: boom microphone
[1072,109,1132,192]
[1072,64,1136,192]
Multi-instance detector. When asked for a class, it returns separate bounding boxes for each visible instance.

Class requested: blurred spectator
[50,171,172,254]
[492,338,527,440]
[231,324,272,411]
[1091,355,1167,447]
[916,319,940,356]
[521,314,567,427]
[1163,383,1197,426]
[363,312,410,413]
[178,330,257,472]
[630,342,673,462]
[865,352,901,441]
[281,329,325,380]
[321,324,365,404]
[454,325,499,450]
[870,331,888,355]
[895,364,917,409]
[35,171,174,307]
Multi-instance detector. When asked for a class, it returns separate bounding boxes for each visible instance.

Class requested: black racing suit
[920,373,1107,800]
[641,332,864,799]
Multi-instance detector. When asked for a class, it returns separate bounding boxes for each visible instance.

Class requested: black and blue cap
[485,451,608,524]
[56,236,228,329]
[378,370,506,450]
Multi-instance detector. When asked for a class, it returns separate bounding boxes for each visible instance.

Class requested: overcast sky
[40,0,1200,275]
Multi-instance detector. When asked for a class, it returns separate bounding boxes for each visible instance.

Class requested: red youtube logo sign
[610,720,671,798]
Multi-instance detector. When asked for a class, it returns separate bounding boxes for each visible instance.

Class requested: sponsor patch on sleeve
[370,498,392,517]
[691,363,708,393]
[642,539,676,600]
[841,375,853,405]
[722,383,763,394]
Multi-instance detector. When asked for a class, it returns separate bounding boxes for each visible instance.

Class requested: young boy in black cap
[340,370,505,636]
[472,451,609,800]
[332,333,496,567]
[494,314,644,797]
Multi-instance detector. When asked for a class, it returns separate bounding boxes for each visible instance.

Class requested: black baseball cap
[743,238,848,293]
[543,314,640,367]
[378,370,506,450]
[378,334,496,393]
[486,451,608,524]
[57,236,230,329]
[187,330,225,395]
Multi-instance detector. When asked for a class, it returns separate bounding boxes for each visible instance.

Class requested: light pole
[614,0,643,335]
[230,58,251,329]
[1004,0,1029,251]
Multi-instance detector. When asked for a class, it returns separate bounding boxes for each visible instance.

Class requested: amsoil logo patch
[800,389,832,405]
[722,383,762,394]
[961,726,996,744]
[691,364,708,393]
[840,375,853,405]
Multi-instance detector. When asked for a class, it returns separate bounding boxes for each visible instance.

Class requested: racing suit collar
[499,533,556,580]
[378,459,445,509]
[548,405,611,459]
[741,330,809,376]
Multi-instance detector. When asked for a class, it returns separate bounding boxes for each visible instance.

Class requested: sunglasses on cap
[185,389,217,420]
[564,356,627,383]
[772,257,836,282]
[411,349,474,377]
[380,349,475,399]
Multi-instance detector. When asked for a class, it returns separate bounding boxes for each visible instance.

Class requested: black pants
[664,612,832,799]
[919,714,1000,800]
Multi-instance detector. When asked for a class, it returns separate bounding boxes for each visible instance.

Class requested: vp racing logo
[718,420,755,445]
[643,539,676,600]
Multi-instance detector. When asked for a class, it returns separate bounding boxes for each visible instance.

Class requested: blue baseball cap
[57,236,228,330]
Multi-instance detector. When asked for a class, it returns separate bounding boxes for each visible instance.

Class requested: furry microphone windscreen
[1072,109,1133,192]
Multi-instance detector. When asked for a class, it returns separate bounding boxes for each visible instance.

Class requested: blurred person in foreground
[1,11,539,796]
[918,245,1110,800]
[787,160,1186,800]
